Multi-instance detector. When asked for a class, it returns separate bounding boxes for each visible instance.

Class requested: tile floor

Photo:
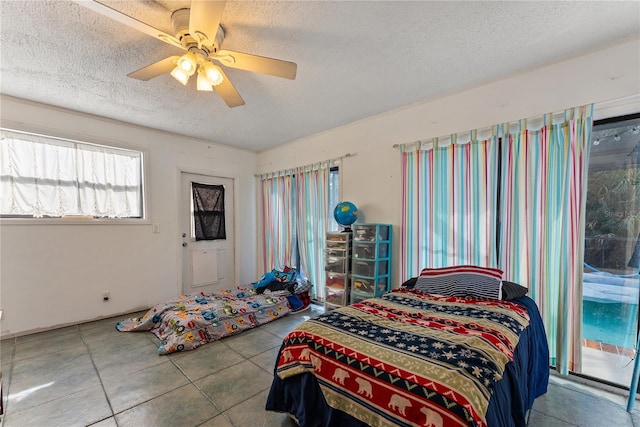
[1,304,640,427]
[581,344,637,388]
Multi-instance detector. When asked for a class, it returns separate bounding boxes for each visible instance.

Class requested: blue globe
[333,201,359,231]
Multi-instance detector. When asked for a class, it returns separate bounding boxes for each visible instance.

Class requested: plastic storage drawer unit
[353,260,388,277]
[353,242,389,259]
[353,225,390,242]
[326,272,349,290]
[324,230,352,310]
[325,256,349,274]
[351,276,389,295]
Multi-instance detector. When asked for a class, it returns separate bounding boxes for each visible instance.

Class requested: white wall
[257,37,640,286]
[0,96,258,337]
[2,37,638,337]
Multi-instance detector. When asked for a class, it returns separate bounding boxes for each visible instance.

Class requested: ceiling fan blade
[72,0,183,50]
[214,69,245,108]
[215,50,297,80]
[189,1,226,46]
[128,56,180,81]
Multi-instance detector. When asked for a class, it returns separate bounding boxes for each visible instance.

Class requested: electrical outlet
[102,291,110,302]
[152,223,160,233]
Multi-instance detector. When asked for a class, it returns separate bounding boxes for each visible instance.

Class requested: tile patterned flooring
[1,304,640,427]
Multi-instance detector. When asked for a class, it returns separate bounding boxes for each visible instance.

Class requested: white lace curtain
[0,130,143,218]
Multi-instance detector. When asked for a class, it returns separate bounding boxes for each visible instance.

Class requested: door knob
[182,242,188,247]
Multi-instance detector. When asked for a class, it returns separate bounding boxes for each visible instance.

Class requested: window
[327,166,340,232]
[291,166,340,269]
[1,129,144,219]
[190,182,226,240]
[284,166,340,272]
[580,113,640,387]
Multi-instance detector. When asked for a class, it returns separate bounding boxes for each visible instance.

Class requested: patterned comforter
[117,287,292,354]
[274,289,531,427]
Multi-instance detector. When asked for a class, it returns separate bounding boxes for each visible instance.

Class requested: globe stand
[341,226,352,233]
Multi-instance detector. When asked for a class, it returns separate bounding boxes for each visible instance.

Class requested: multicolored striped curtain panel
[401,104,593,374]
[400,134,499,278]
[259,164,331,300]
[296,166,329,301]
[259,174,296,273]
[499,106,593,374]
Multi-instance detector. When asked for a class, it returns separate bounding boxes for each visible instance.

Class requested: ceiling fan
[73,0,297,107]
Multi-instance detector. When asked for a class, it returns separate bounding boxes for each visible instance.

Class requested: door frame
[176,167,239,295]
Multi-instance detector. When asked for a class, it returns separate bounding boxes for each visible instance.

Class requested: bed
[265,286,549,427]
[117,267,312,354]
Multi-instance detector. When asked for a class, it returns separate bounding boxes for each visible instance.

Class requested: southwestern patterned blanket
[272,289,533,427]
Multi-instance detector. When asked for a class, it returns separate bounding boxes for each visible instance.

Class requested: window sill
[0,217,149,225]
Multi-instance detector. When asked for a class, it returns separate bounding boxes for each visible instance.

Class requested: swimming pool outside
[583,300,638,349]
[582,269,640,349]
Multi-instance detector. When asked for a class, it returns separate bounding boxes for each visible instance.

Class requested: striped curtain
[259,173,296,273]
[500,106,593,374]
[296,165,330,300]
[259,163,332,300]
[400,134,499,279]
[400,104,593,374]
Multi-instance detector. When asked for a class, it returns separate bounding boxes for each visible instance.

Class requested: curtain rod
[392,127,495,150]
[255,152,355,178]
[393,103,594,151]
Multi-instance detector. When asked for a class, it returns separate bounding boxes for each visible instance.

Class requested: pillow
[415,265,503,299]
[400,277,417,289]
[501,280,529,300]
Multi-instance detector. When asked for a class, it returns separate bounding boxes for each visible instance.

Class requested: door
[181,172,235,294]
[580,114,640,387]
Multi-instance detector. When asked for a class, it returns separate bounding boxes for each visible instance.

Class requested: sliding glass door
[581,114,640,387]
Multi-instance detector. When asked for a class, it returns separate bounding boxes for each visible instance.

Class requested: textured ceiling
[1,1,639,152]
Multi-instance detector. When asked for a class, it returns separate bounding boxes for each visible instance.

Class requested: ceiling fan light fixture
[202,62,224,86]
[91,0,297,107]
[196,67,214,91]
[177,52,197,76]
[170,66,190,85]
